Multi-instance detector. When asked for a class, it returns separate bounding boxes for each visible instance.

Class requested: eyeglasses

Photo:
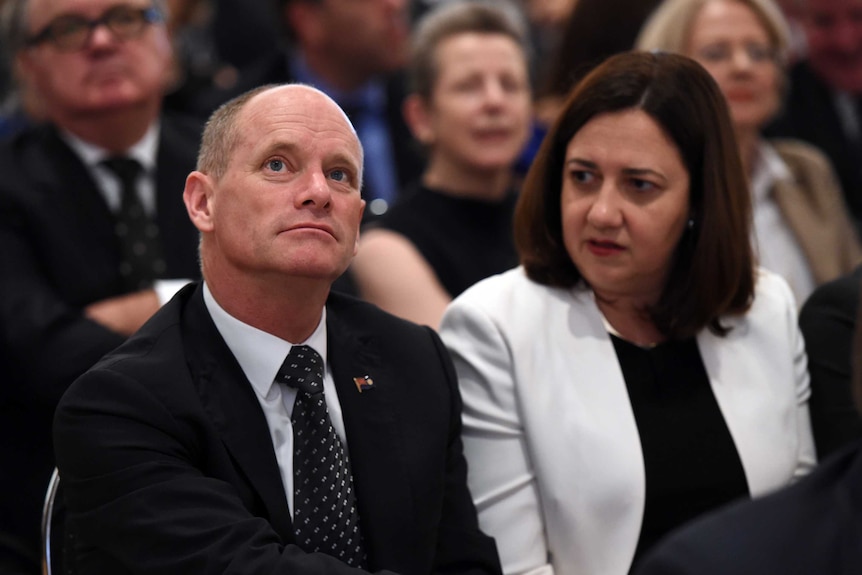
[24,5,163,52]
[696,42,778,66]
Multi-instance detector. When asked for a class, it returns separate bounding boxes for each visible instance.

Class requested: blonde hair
[636,0,791,64]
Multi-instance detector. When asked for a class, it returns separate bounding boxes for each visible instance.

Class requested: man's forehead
[239,90,361,160]
[245,87,358,137]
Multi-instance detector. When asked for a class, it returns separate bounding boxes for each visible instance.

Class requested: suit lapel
[180,285,294,541]
[771,176,838,284]
[27,126,118,258]
[326,301,416,568]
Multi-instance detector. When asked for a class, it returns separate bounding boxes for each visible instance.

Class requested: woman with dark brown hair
[439,51,815,575]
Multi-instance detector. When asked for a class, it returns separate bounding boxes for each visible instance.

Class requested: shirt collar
[60,121,161,174]
[202,282,328,400]
[750,140,792,205]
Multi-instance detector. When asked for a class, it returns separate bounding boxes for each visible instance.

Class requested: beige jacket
[772,139,862,285]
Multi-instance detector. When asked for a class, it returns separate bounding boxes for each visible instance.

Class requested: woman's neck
[594,291,665,347]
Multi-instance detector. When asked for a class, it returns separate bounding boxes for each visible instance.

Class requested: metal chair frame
[41,467,61,575]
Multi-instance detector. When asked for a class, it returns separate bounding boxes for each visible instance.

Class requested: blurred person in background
[0,0,201,571]
[799,264,862,458]
[535,0,663,126]
[200,0,423,218]
[766,0,862,228]
[637,0,862,306]
[439,51,815,575]
[351,0,532,329]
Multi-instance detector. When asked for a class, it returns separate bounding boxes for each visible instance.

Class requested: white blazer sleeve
[440,299,554,575]
[784,280,818,478]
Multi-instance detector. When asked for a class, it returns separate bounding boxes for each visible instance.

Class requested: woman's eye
[631,178,656,192]
[572,170,594,184]
[266,159,285,172]
[698,45,729,62]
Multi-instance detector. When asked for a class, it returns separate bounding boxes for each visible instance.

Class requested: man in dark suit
[0,0,201,572]
[200,0,424,218]
[766,0,862,227]
[635,283,862,575]
[52,84,501,575]
[800,265,862,458]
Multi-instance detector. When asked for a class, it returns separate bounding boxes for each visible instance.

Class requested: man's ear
[402,93,436,146]
[183,171,215,233]
[353,199,366,257]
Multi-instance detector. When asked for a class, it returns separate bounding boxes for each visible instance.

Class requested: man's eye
[50,17,87,39]
[329,169,347,182]
[266,159,285,171]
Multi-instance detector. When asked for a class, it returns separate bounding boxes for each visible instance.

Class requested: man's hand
[84,289,161,336]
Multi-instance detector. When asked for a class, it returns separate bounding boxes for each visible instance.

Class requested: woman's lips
[724,89,756,102]
[586,239,624,256]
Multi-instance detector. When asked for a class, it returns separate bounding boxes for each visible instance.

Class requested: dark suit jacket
[0,116,202,574]
[766,62,862,227]
[800,265,862,458]
[53,283,501,575]
[634,440,862,575]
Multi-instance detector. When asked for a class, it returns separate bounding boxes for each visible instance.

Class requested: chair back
[41,468,71,575]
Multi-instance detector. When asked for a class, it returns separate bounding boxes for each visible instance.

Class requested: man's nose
[295,170,332,209]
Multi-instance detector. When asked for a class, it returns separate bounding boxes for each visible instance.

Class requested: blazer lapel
[180,285,294,541]
[771,171,841,284]
[326,303,416,568]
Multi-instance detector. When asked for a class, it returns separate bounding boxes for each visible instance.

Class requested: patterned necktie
[101,157,166,291]
[276,345,367,567]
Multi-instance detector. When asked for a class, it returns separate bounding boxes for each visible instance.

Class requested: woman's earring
[687,218,695,229]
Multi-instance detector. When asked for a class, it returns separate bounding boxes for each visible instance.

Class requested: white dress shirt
[61,124,190,304]
[202,283,348,516]
[750,142,816,305]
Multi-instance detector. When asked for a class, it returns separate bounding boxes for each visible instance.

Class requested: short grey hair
[409,0,530,100]
[1,0,29,53]
[196,84,277,180]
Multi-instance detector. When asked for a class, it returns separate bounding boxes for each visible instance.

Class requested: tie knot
[276,345,324,395]
[101,156,142,187]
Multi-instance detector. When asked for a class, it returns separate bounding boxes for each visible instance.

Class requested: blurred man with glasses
[0,1,202,572]
[767,0,862,230]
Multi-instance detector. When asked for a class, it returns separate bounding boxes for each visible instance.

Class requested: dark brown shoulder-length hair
[515,50,755,339]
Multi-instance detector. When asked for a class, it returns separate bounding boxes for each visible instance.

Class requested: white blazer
[439,267,816,575]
